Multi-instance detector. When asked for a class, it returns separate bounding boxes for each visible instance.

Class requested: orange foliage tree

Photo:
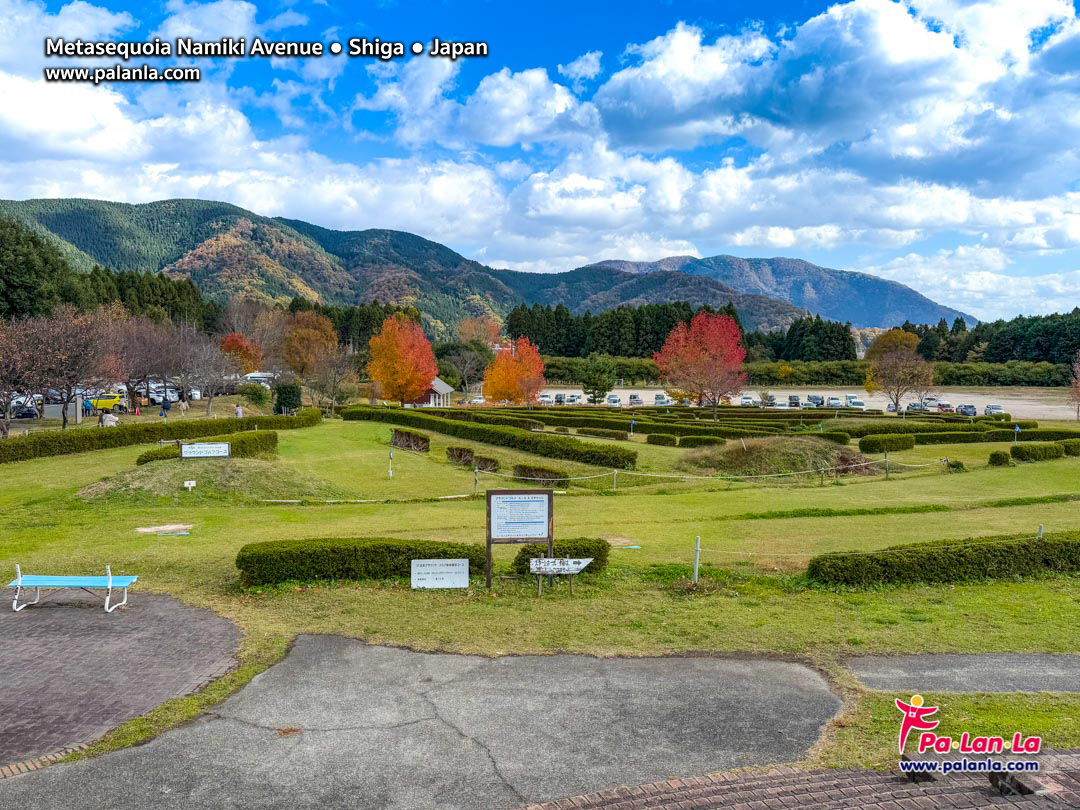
[219,333,263,374]
[367,314,438,405]
[653,313,746,419]
[458,316,501,345]
[282,312,338,380]
[483,337,545,404]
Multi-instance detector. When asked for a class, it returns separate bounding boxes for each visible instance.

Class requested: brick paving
[524,754,1080,809]
[0,592,239,769]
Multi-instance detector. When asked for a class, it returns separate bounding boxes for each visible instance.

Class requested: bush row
[340,407,637,468]
[236,537,487,586]
[806,530,1080,586]
[390,428,430,453]
[678,435,725,448]
[841,421,997,438]
[0,408,321,465]
[646,433,677,446]
[511,538,611,577]
[818,431,851,445]
[513,464,570,486]
[1010,442,1065,462]
[426,409,544,431]
[984,428,1080,442]
[446,446,474,466]
[988,450,1012,466]
[857,434,917,453]
[135,430,279,465]
[578,428,629,441]
[1060,439,1080,456]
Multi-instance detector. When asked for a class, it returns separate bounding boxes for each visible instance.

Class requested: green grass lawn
[3,415,1079,771]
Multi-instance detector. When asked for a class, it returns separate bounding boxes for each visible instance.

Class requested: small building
[410,377,456,408]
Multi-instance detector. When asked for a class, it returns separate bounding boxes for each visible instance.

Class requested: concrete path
[0,635,841,809]
[845,654,1080,693]
[0,593,240,767]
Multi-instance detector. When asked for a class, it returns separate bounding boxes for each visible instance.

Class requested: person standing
[83,396,93,417]
[161,396,171,421]
[235,404,243,419]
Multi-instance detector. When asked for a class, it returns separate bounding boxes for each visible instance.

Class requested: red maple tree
[457,316,501,345]
[483,337,545,404]
[367,314,438,405]
[653,313,746,419]
[219,333,263,374]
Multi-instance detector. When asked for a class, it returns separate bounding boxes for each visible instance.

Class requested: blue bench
[8,565,138,613]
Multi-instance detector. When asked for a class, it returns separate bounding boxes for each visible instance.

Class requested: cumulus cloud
[557,50,602,92]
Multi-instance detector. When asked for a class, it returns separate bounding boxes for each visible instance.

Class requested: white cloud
[557,50,602,92]
[0,0,135,76]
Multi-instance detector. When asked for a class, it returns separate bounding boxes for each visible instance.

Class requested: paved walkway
[846,654,1080,693]
[0,592,240,768]
[0,635,841,809]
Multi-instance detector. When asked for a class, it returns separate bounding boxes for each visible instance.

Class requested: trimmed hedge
[858,434,916,453]
[511,537,611,577]
[236,537,487,586]
[842,422,995,438]
[988,450,1012,466]
[1010,442,1065,462]
[678,435,724,448]
[341,407,637,468]
[986,428,1080,442]
[390,428,430,453]
[913,431,990,445]
[426,409,544,431]
[1058,439,1080,457]
[579,428,629,441]
[818,431,850,445]
[136,430,279,465]
[446,446,474,466]
[806,530,1080,586]
[474,455,499,472]
[513,464,570,487]
[0,408,321,465]
[646,433,677,446]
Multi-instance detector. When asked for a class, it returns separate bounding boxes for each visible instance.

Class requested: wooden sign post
[485,489,553,588]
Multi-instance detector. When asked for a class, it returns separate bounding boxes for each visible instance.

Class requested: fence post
[884,450,889,480]
[1038,524,1044,539]
[819,468,825,487]
[613,469,618,491]
[474,466,479,496]
[693,536,701,584]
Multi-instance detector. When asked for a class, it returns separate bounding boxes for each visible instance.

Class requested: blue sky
[3,0,1080,320]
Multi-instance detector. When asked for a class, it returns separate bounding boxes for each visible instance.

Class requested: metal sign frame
[485,489,553,588]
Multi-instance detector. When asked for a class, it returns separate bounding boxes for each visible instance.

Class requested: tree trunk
[205,393,215,417]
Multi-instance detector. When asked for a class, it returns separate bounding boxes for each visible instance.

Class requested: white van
[606,394,622,407]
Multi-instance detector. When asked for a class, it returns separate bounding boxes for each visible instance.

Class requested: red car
[936,403,955,413]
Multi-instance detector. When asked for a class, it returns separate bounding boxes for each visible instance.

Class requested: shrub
[340,407,637,468]
[446,446,474,466]
[511,538,611,577]
[806,530,1080,586]
[427,409,544,431]
[580,428,629,441]
[913,431,990,445]
[512,464,569,487]
[1010,442,1065,462]
[946,459,967,472]
[474,455,499,472]
[236,537,487,586]
[988,450,1012,466]
[646,433,677,446]
[1058,439,1080,457]
[555,426,570,433]
[985,428,1080,442]
[390,428,430,453]
[679,435,724,448]
[238,382,271,408]
[818,431,850,445]
[136,430,279,465]
[0,408,320,465]
[858,434,916,453]
[274,382,303,413]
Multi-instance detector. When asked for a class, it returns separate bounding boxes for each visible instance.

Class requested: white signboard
[530,557,593,576]
[411,559,470,589]
[181,442,231,459]
[489,492,551,541]
[183,480,196,492]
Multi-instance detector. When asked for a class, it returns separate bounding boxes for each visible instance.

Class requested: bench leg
[104,586,128,613]
[12,586,40,612]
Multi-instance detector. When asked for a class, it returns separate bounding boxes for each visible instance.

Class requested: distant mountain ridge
[0,197,971,336]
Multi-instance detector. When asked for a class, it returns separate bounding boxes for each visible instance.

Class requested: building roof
[430,377,455,395]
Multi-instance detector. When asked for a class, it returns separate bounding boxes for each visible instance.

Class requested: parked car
[538,394,553,405]
[739,395,755,407]
[956,404,977,416]
[788,395,800,408]
[88,392,127,412]
[606,394,622,407]
[468,396,485,405]
[553,394,565,405]
[985,404,1005,415]
[773,402,790,409]
[11,402,37,419]
[826,397,842,408]
[848,399,868,411]
[906,402,929,412]
[844,394,859,405]
[565,394,580,405]
[923,396,940,407]
[807,395,824,406]
[765,395,777,407]
[628,394,643,406]
[654,393,672,406]
[936,402,955,413]
[886,402,898,413]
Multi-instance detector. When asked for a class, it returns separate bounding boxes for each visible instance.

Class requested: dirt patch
[135,524,194,534]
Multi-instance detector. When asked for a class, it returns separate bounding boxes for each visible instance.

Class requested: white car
[739,395,755,406]
[565,394,580,405]
[826,397,843,408]
[985,404,1005,415]
[654,394,672,406]
[847,399,868,411]
[605,394,622,407]
[469,396,485,405]
[773,401,790,409]
[538,394,553,405]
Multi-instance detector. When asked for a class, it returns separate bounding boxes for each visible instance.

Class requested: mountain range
[0,197,973,337]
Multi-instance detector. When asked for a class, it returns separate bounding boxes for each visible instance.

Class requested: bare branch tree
[868,348,934,413]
